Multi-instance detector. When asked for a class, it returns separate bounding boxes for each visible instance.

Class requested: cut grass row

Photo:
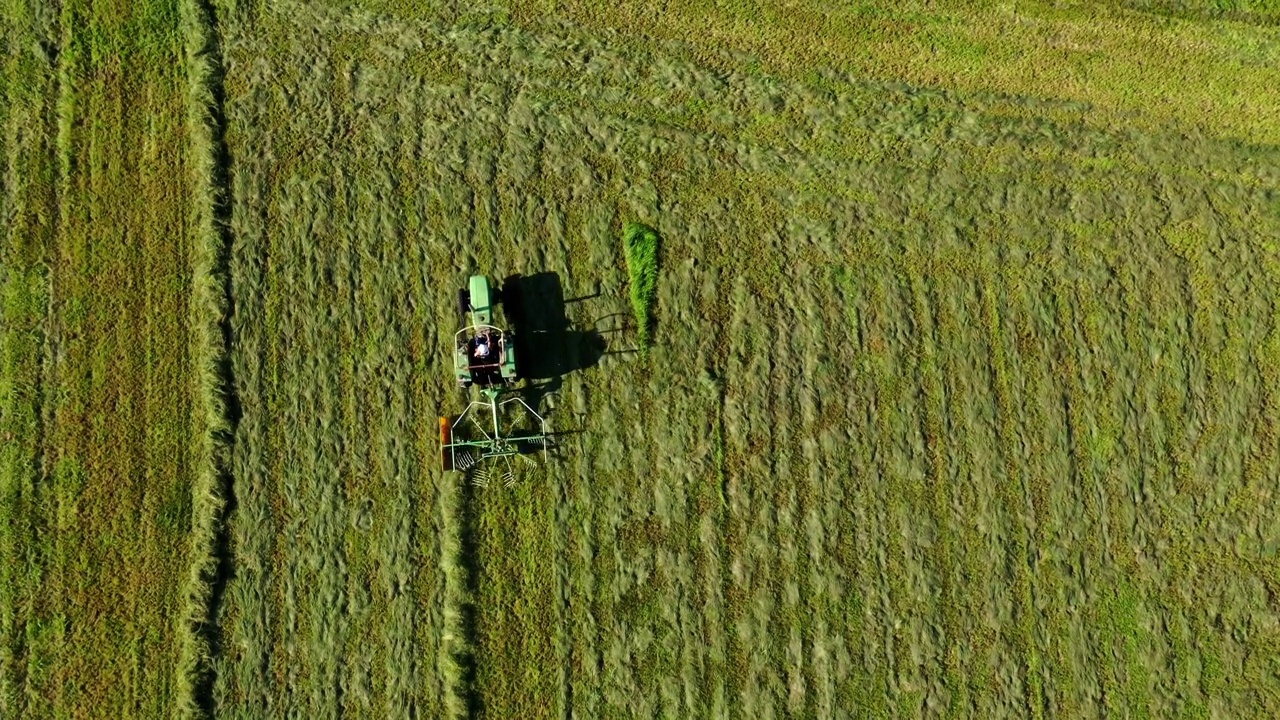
[0,7,58,716]
[174,0,234,714]
[27,0,196,715]
[622,222,659,353]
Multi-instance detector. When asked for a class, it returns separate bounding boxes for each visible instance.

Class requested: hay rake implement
[439,388,548,486]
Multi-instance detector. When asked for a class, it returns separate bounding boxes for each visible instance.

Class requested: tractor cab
[454,275,517,388]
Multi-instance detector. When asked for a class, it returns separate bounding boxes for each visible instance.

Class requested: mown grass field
[3,0,1280,717]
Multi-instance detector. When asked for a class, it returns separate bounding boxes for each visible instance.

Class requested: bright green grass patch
[622,222,660,354]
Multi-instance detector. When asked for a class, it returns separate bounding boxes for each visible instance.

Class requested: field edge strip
[174,0,236,716]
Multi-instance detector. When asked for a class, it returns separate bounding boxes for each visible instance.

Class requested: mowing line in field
[0,9,59,715]
[37,0,195,713]
[1113,249,1189,714]
[1074,246,1164,718]
[767,280,808,717]
[799,265,839,719]
[743,291,786,717]
[1046,270,1121,714]
[1005,267,1096,714]
[906,269,971,715]
[847,266,905,714]
[687,240,729,719]
[829,262,886,716]
[624,250,693,718]
[301,170,349,720]
[719,273,757,715]
[929,270,988,716]
[883,268,946,714]
[371,113,425,720]
[271,175,317,717]
[976,266,1050,718]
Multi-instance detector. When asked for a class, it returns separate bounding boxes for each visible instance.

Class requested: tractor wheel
[458,288,470,319]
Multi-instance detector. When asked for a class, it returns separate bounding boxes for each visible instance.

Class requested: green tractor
[441,274,549,486]
[453,274,517,388]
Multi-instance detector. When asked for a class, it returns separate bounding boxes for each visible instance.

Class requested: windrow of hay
[174,0,233,716]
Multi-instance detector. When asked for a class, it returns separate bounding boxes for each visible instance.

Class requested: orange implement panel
[439,417,454,471]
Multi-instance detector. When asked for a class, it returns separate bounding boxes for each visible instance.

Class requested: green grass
[5,0,1280,717]
[1,0,208,716]
[622,222,660,353]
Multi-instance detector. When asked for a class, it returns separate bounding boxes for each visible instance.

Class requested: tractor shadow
[501,271,608,411]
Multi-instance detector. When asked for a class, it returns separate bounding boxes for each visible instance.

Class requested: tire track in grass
[335,146,376,716]
[721,272,782,717]
[977,265,1049,718]
[1004,267,1092,715]
[1148,248,1240,715]
[466,95,558,720]
[413,99,463,718]
[1183,228,1270,712]
[269,174,313,719]
[1045,269,1114,714]
[830,261,886,716]
[891,265,939,714]
[640,252,700,719]
[404,95,452,719]
[905,267,966,715]
[337,107,383,717]
[1111,248,1187,715]
[1075,246,1157,720]
[852,263,917,715]
[299,170,349,718]
[1158,211,1231,718]
[933,269,1000,717]
[533,184,603,720]
[769,279,807,717]
[0,11,58,715]
[1204,230,1280,712]
[591,366,627,719]
[351,105,412,716]
[602,274,656,720]
[423,104,478,720]
[526,177,574,720]
[742,281,780,719]
[685,214,729,720]
[616,318,667,720]
[1169,229,1280,712]
[498,85,574,716]
[373,105,423,720]
[799,262,840,720]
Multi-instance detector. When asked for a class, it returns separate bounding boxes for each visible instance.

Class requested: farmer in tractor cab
[474,337,490,359]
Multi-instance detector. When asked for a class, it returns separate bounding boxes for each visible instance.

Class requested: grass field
[4,0,1280,717]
